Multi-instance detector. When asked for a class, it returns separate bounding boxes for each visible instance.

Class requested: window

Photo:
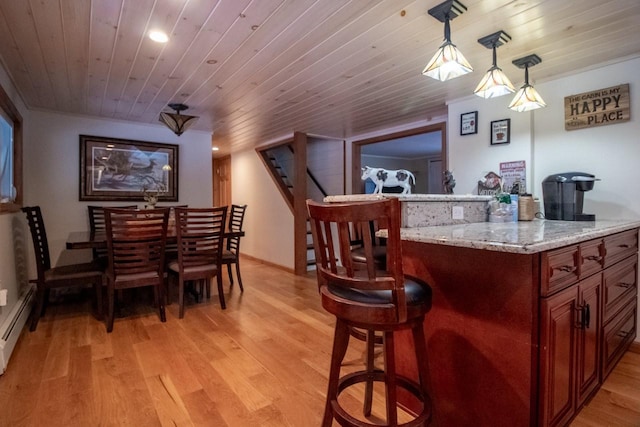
[0,82,22,213]
[0,110,14,200]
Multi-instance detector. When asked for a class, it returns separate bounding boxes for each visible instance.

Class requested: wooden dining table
[67,229,246,303]
[66,229,245,250]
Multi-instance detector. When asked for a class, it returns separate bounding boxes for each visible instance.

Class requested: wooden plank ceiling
[0,0,638,156]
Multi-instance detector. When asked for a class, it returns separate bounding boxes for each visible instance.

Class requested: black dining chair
[167,206,228,317]
[22,206,104,331]
[222,204,247,291]
[103,207,169,332]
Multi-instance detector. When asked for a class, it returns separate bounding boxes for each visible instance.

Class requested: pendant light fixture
[159,103,199,136]
[509,54,546,112]
[474,31,515,98]
[422,0,473,82]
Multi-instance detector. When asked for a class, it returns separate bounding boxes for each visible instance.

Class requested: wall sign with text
[564,83,630,131]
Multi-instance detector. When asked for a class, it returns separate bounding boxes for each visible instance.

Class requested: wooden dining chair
[87,205,137,264]
[103,207,169,332]
[167,206,228,317]
[221,204,247,291]
[162,205,189,264]
[306,198,433,427]
[22,206,104,331]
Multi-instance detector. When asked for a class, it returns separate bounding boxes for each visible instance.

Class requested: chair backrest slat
[226,204,247,254]
[88,205,137,259]
[105,208,169,277]
[175,207,227,269]
[22,206,51,279]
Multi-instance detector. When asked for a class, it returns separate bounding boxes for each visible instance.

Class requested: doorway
[351,123,447,194]
[213,155,231,207]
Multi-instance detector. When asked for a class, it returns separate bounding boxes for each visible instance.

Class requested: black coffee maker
[542,172,599,221]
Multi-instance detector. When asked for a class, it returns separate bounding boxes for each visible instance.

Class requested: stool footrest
[332,370,432,427]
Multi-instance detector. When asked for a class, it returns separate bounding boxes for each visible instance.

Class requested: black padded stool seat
[328,277,431,308]
[350,245,387,269]
[307,197,432,427]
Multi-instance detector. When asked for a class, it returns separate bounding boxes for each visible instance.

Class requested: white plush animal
[361,166,415,194]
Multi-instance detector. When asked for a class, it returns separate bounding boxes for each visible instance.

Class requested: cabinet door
[602,303,637,379]
[540,286,577,427]
[575,274,602,407]
[602,256,638,323]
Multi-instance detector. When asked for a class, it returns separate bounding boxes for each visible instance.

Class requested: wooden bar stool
[307,197,432,427]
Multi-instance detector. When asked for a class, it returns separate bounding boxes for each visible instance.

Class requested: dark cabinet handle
[584,255,603,261]
[584,304,590,329]
[576,303,591,329]
[558,265,576,273]
[617,330,631,338]
[616,282,633,289]
[618,244,630,248]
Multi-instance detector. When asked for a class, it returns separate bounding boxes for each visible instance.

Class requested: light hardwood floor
[0,258,638,426]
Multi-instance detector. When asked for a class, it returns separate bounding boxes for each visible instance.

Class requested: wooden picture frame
[79,135,178,201]
[460,111,478,135]
[490,119,510,145]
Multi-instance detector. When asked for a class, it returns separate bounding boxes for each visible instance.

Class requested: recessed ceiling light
[149,30,169,43]
[212,147,219,151]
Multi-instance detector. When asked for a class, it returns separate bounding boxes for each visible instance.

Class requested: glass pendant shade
[159,103,198,136]
[508,55,546,112]
[423,1,472,82]
[422,41,473,81]
[508,84,546,112]
[474,31,514,98]
[474,66,515,98]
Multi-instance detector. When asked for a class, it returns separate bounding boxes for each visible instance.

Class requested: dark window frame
[0,82,23,214]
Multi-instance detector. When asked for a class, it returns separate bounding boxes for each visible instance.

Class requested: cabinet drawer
[601,302,637,379]
[542,245,579,296]
[604,229,638,268]
[579,239,604,279]
[603,256,638,322]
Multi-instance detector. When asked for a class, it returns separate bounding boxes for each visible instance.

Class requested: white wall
[449,57,640,215]
[448,96,532,195]
[231,148,294,270]
[532,60,639,220]
[24,110,213,267]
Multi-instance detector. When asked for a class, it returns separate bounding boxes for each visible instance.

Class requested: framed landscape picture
[79,135,178,201]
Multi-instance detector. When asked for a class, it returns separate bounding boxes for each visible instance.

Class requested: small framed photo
[490,119,511,145]
[460,111,478,135]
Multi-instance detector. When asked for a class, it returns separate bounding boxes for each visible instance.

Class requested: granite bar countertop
[395,219,640,254]
[324,194,493,203]
[324,193,493,227]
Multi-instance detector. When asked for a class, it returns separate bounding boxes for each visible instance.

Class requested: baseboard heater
[0,285,34,374]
